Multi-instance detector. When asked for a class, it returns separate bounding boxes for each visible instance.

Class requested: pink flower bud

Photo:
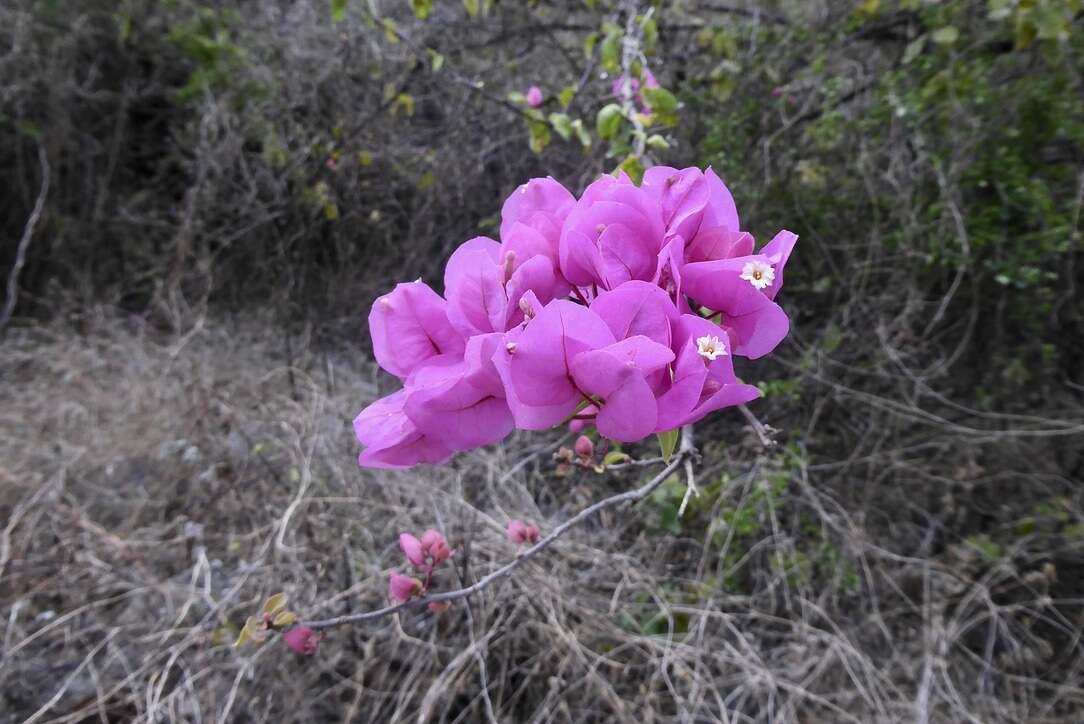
[399,533,426,569]
[526,85,543,108]
[283,625,319,656]
[428,601,451,614]
[389,572,423,603]
[574,435,594,461]
[507,519,540,545]
[507,519,529,544]
[420,529,452,564]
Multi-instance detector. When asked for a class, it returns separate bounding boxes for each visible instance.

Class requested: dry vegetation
[1,306,1082,723]
[3,0,1084,721]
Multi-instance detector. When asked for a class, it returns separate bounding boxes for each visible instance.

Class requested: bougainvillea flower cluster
[389,529,452,608]
[355,167,797,469]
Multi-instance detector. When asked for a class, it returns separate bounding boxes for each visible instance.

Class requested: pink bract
[354,167,796,469]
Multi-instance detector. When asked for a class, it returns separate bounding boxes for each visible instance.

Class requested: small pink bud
[421,529,452,564]
[428,601,451,614]
[389,572,423,603]
[399,533,427,569]
[771,86,782,97]
[507,519,540,545]
[526,85,543,108]
[507,519,529,544]
[283,625,319,656]
[429,539,452,564]
[574,435,594,461]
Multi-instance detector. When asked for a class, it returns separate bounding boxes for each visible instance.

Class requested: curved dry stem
[302,434,693,630]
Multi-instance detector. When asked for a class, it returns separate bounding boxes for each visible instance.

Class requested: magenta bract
[354,168,796,468]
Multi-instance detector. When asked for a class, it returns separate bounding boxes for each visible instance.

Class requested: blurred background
[2,0,1083,721]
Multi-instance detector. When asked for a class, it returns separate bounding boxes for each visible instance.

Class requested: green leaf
[583,32,599,58]
[639,15,658,54]
[427,49,445,72]
[600,32,621,73]
[395,93,415,116]
[602,451,630,466]
[596,103,624,140]
[558,85,575,109]
[657,429,679,462]
[931,26,958,45]
[902,35,926,64]
[570,118,591,148]
[330,0,347,23]
[272,611,297,627]
[646,134,670,151]
[528,121,550,154]
[263,593,288,616]
[549,113,572,141]
[383,17,400,43]
[641,86,678,115]
[463,0,479,17]
[411,0,432,20]
[618,155,644,184]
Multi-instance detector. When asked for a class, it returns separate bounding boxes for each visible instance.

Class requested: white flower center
[696,335,726,361]
[740,261,775,290]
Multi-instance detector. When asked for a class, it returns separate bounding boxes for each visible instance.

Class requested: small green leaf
[428,49,445,72]
[657,429,679,462]
[570,118,591,148]
[395,93,415,116]
[263,593,289,616]
[582,32,599,59]
[931,26,958,45]
[600,32,621,73]
[602,451,630,466]
[641,86,678,115]
[618,155,645,183]
[548,113,572,141]
[330,0,347,22]
[596,103,624,140]
[411,0,432,20]
[646,134,670,151]
[383,17,400,43]
[528,121,550,154]
[639,15,658,54]
[463,0,479,17]
[902,35,926,64]
[272,611,297,627]
[558,85,575,109]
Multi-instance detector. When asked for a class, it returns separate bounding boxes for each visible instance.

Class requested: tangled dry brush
[1,307,1082,723]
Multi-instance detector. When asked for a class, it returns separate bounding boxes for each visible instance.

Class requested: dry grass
[2,309,1083,723]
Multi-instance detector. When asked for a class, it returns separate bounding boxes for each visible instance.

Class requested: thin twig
[303,448,691,630]
[1,144,49,333]
[677,425,699,517]
[739,404,777,448]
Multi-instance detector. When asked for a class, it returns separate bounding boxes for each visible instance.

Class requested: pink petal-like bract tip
[283,626,319,656]
[389,573,423,603]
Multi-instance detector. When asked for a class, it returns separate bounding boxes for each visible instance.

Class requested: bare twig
[677,424,699,517]
[1,144,49,333]
[739,404,778,448]
[302,446,691,630]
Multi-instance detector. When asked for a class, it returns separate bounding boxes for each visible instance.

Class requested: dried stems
[303,438,695,630]
[0,144,48,333]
